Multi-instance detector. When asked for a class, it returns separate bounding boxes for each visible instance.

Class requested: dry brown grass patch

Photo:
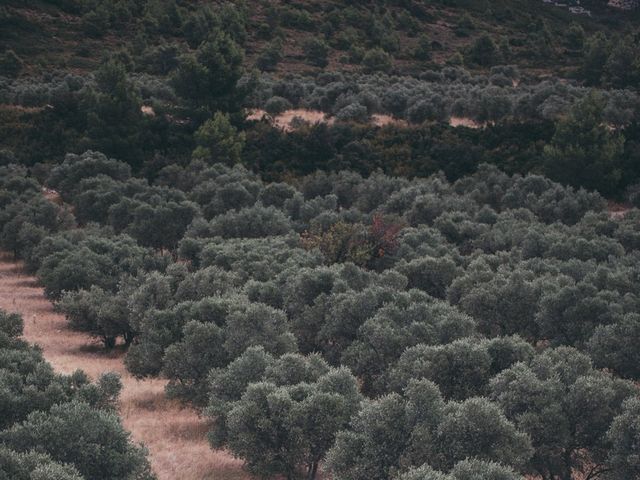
[0,252,247,480]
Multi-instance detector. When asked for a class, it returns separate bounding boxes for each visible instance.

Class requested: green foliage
[81,5,110,38]
[606,397,640,480]
[455,270,541,339]
[455,13,475,37]
[0,50,23,78]
[588,313,640,379]
[85,60,145,167]
[565,22,585,50]
[327,392,414,480]
[2,4,640,480]
[604,36,640,89]
[343,294,476,395]
[578,32,640,89]
[113,195,200,251]
[0,310,23,341]
[302,38,329,68]
[223,302,296,358]
[279,6,315,31]
[142,0,182,35]
[172,31,245,114]
[397,256,460,298]
[0,401,153,480]
[211,356,362,480]
[36,231,149,299]
[390,336,532,400]
[256,39,284,72]
[137,42,180,75]
[205,204,292,238]
[490,347,636,480]
[413,35,432,61]
[361,48,393,73]
[394,464,453,480]
[450,459,523,480]
[466,34,500,67]
[434,397,532,470]
[47,151,131,202]
[0,195,72,261]
[182,6,217,48]
[0,310,152,479]
[163,320,227,405]
[583,31,608,76]
[58,286,131,349]
[544,92,625,196]
[192,112,245,165]
[0,447,84,480]
[1,88,640,480]
[327,380,531,480]
[396,459,524,480]
[71,176,146,225]
[264,96,292,116]
[0,167,74,261]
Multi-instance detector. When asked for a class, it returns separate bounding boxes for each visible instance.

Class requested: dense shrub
[0,310,154,479]
[302,38,329,68]
[2,154,640,480]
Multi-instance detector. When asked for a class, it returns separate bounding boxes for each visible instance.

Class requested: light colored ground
[607,200,631,219]
[0,252,246,480]
[247,108,477,131]
[247,108,333,131]
[448,116,483,129]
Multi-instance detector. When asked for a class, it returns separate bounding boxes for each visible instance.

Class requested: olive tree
[389,336,533,400]
[342,294,476,395]
[588,313,640,380]
[209,351,362,480]
[394,460,524,480]
[0,401,154,480]
[606,396,640,480]
[58,286,131,349]
[47,151,131,202]
[0,447,84,480]
[490,347,636,480]
[327,380,531,480]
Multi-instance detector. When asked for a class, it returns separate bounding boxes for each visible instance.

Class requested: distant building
[608,0,639,10]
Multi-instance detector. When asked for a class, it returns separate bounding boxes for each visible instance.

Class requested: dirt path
[0,252,245,480]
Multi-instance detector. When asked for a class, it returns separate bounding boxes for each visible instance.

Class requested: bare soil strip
[0,252,246,480]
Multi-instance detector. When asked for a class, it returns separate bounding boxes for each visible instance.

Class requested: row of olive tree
[249,68,639,126]
[0,310,154,479]
[2,155,640,480]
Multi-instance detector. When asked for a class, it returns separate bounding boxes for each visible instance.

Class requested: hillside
[1,1,639,195]
[2,2,640,480]
[1,0,638,78]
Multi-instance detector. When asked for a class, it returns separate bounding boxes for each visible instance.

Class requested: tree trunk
[560,449,573,480]
[103,335,116,350]
[123,331,134,346]
[307,461,319,480]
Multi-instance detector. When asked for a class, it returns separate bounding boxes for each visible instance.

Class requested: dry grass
[0,252,247,480]
[607,200,631,219]
[247,108,487,132]
[247,108,333,131]
[371,114,407,127]
[248,108,416,131]
[448,116,484,129]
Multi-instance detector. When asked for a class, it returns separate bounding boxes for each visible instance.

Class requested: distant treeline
[1,65,639,198]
